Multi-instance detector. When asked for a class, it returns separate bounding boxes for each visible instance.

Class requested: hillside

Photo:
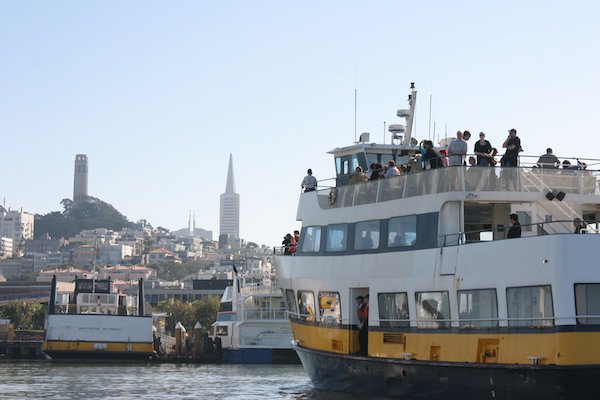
[34,196,131,239]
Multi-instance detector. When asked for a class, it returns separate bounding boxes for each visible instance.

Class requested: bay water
[0,361,389,399]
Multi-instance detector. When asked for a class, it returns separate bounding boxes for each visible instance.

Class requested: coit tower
[73,154,88,202]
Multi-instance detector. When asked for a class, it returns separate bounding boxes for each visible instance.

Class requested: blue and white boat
[211,271,298,364]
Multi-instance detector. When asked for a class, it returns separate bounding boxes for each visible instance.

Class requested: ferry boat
[275,83,600,399]
[42,275,155,361]
[211,271,298,364]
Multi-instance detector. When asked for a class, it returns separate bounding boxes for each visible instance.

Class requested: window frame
[415,291,450,329]
[378,292,410,328]
[506,285,554,327]
[457,288,498,328]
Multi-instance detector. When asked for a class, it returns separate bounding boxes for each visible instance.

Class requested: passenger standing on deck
[448,131,468,166]
[301,169,317,192]
[356,295,369,356]
[507,214,522,239]
[474,132,493,166]
[501,129,521,167]
[293,230,301,250]
[282,233,294,255]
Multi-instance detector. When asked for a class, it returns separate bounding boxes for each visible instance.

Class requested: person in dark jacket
[507,213,521,239]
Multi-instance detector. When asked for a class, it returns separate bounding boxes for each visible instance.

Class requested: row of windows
[301,215,420,253]
[285,284,600,328]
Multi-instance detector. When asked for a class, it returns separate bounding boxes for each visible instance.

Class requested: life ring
[328,188,337,206]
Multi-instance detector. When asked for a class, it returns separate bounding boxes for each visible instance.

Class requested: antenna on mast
[383,121,386,144]
[354,88,358,143]
[428,94,432,140]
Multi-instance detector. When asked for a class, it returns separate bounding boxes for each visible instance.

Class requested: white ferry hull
[43,314,155,361]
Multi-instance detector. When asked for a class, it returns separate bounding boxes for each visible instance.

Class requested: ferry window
[575,284,600,325]
[216,325,228,336]
[378,292,409,328]
[318,291,341,324]
[388,216,417,247]
[354,220,380,250]
[297,290,316,321]
[302,226,322,253]
[326,224,348,252]
[285,289,297,314]
[458,289,498,328]
[415,291,450,328]
[506,285,554,327]
[335,155,359,176]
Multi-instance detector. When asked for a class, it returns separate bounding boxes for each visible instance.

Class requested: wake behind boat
[275,83,600,399]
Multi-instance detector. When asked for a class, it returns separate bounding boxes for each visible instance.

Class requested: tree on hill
[35,196,131,239]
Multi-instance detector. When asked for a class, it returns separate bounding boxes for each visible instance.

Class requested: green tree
[155,296,220,333]
[0,302,45,330]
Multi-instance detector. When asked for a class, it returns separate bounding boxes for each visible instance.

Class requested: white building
[0,237,13,260]
[0,209,34,257]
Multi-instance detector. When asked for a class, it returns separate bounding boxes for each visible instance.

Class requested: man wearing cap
[356,295,369,355]
[501,129,521,167]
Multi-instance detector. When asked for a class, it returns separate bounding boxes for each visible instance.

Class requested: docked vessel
[275,83,600,399]
[43,275,155,361]
[211,271,298,364]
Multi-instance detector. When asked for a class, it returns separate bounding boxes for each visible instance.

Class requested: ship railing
[239,332,292,347]
[314,156,600,210]
[439,218,600,247]
[243,307,288,321]
[289,311,595,328]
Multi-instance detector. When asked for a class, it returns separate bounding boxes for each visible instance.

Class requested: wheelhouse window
[285,289,297,315]
[297,290,316,321]
[318,291,341,324]
[458,289,498,328]
[354,220,380,250]
[326,224,348,252]
[302,226,322,253]
[215,325,228,336]
[378,292,410,328]
[415,291,450,328]
[507,285,554,327]
[575,284,600,325]
[388,216,417,247]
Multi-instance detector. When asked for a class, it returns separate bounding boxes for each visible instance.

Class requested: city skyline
[2,2,599,247]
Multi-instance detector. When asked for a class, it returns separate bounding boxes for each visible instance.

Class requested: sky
[1,1,600,247]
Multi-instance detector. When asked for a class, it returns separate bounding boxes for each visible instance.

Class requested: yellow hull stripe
[291,321,600,365]
[43,341,154,354]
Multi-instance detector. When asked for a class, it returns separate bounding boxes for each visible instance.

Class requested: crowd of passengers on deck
[346,128,589,186]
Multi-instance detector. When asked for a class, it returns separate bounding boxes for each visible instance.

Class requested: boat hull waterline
[294,344,599,400]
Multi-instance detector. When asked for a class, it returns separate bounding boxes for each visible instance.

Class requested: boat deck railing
[314,159,600,209]
[440,219,600,246]
[243,307,288,321]
[239,331,292,347]
[288,312,600,329]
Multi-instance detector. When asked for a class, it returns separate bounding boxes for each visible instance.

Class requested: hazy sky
[2,1,599,246]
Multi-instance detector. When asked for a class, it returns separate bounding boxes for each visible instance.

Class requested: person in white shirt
[301,169,317,192]
[448,131,468,166]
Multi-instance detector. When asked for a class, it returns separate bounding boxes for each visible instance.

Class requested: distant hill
[34,196,131,239]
